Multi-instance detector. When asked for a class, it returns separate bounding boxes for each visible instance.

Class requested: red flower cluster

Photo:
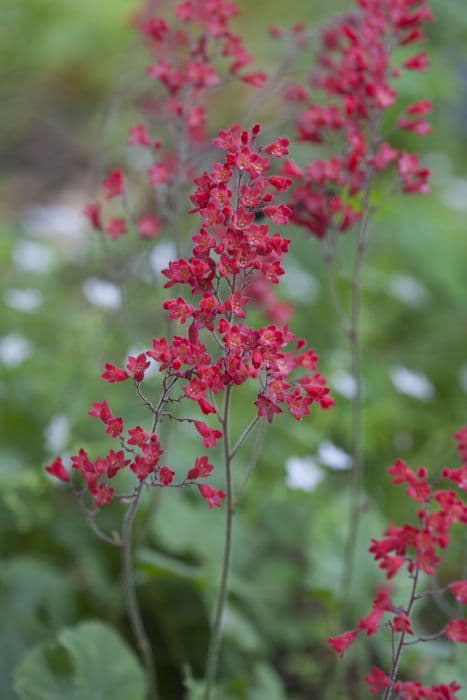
[47,124,333,510]
[328,428,467,696]
[84,0,267,244]
[277,0,433,238]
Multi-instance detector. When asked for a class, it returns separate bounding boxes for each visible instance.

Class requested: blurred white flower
[389,274,429,308]
[12,240,56,273]
[149,241,178,275]
[82,278,122,309]
[459,364,467,394]
[331,369,357,399]
[442,177,467,212]
[285,456,324,491]
[4,288,43,313]
[283,264,319,301]
[0,334,32,367]
[317,440,353,471]
[390,365,435,402]
[23,204,86,240]
[45,414,70,453]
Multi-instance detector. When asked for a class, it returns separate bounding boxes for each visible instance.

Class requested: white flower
[149,242,178,275]
[390,365,435,402]
[4,288,43,313]
[389,274,428,308]
[442,177,467,213]
[330,369,357,399]
[23,204,86,240]
[317,440,353,471]
[459,364,467,394]
[82,278,122,309]
[12,240,56,273]
[283,264,319,301]
[285,456,324,491]
[45,414,70,453]
[0,334,32,367]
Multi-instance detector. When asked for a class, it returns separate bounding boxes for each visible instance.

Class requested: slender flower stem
[120,378,176,699]
[341,183,373,600]
[122,483,159,700]
[203,385,234,700]
[383,564,421,700]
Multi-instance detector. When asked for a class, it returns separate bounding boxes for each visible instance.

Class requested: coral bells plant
[46,124,333,699]
[268,0,435,596]
[328,427,467,699]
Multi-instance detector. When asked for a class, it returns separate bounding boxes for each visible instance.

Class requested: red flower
[450,581,467,604]
[198,483,226,508]
[188,456,214,480]
[127,353,151,382]
[364,667,391,694]
[128,123,150,147]
[45,457,70,482]
[102,363,129,383]
[106,218,127,240]
[327,629,359,657]
[101,168,125,199]
[138,215,162,238]
[83,203,102,230]
[445,619,467,643]
[194,421,223,448]
[159,466,175,485]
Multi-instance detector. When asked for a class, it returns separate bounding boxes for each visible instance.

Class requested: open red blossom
[106,449,130,478]
[102,363,129,383]
[449,581,467,604]
[127,425,149,447]
[263,204,292,225]
[127,353,151,382]
[194,421,223,448]
[327,629,359,657]
[88,400,112,423]
[187,456,214,480]
[101,168,125,199]
[364,667,391,694]
[105,417,124,438]
[159,466,175,485]
[198,483,226,508]
[91,483,114,507]
[131,456,156,481]
[445,619,467,643]
[45,457,70,482]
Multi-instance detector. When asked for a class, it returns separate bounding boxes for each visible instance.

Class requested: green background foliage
[1,0,466,698]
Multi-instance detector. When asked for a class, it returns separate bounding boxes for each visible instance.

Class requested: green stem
[203,385,234,700]
[340,186,373,602]
[122,482,159,700]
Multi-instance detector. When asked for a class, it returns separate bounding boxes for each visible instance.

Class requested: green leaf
[138,547,205,583]
[250,663,287,700]
[14,620,146,700]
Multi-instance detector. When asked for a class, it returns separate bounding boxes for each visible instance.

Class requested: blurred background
[1,0,466,698]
